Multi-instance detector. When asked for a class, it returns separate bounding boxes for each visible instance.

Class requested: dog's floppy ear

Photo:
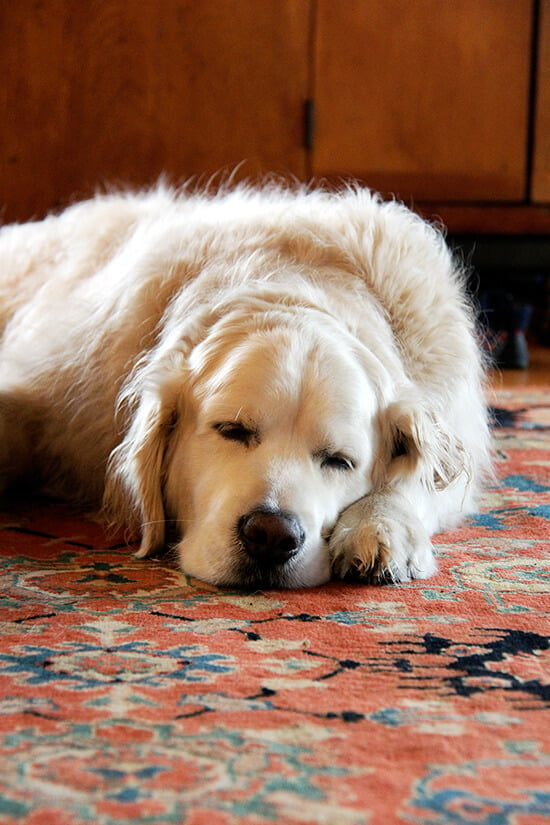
[375,390,467,490]
[103,361,184,558]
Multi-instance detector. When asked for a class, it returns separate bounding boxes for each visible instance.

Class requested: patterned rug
[1,386,549,825]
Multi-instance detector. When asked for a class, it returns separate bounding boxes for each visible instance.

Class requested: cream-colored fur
[0,184,491,588]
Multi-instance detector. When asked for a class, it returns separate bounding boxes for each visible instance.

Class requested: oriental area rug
[0,385,549,825]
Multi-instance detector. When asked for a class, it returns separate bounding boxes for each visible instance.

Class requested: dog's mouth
[227,557,300,590]
[224,542,321,589]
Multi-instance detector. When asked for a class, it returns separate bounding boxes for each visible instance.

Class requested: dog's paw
[329,491,437,584]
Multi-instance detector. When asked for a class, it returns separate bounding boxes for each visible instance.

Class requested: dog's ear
[103,365,184,558]
[375,391,467,490]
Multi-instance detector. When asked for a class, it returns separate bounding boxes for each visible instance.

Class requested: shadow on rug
[1,387,549,825]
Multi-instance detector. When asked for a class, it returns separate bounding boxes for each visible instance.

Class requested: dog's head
[166,314,388,587]
[104,309,463,588]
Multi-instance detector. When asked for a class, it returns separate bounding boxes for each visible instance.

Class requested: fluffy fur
[0,184,491,588]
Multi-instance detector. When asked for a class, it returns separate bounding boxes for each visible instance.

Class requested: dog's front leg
[329,487,437,584]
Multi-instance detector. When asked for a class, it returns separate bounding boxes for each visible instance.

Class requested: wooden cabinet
[0,0,309,223]
[1,0,549,229]
[311,0,532,203]
[533,0,550,202]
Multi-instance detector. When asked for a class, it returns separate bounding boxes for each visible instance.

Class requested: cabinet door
[311,0,533,202]
[532,0,550,202]
[0,0,310,223]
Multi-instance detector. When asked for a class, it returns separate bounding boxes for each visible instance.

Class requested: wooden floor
[492,344,550,388]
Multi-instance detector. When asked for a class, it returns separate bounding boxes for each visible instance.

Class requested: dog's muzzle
[238,508,305,567]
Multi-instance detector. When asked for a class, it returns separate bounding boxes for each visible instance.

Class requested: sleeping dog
[0,184,491,587]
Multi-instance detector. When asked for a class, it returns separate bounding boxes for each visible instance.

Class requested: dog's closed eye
[213,421,260,447]
[317,450,356,472]
[213,422,355,473]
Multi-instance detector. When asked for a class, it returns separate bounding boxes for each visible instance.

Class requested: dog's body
[0,185,490,587]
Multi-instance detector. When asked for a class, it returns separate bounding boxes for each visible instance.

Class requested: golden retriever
[0,184,491,588]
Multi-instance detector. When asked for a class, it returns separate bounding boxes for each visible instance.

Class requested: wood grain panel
[312,0,533,202]
[0,0,310,223]
[532,0,550,202]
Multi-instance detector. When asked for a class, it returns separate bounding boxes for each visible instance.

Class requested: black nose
[238,509,304,565]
